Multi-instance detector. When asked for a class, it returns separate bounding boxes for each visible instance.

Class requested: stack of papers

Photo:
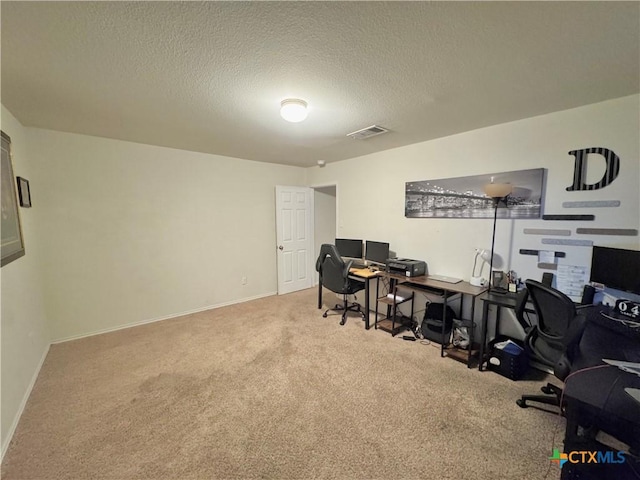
[387,293,409,302]
[494,339,524,355]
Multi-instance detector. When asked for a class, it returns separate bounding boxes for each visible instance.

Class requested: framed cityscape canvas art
[405,168,545,219]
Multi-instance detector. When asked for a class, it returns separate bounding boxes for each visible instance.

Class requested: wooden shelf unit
[374,278,415,336]
[443,344,480,367]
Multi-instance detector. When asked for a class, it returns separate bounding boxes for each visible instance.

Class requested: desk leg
[441,294,448,357]
[467,296,476,368]
[364,277,371,330]
[563,403,582,448]
[318,282,322,309]
[478,301,490,371]
[374,277,380,329]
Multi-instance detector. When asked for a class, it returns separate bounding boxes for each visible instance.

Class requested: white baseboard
[51,291,278,344]
[1,344,50,462]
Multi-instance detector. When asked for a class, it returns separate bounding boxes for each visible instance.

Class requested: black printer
[386,258,427,277]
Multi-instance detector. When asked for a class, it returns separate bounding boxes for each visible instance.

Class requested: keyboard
[429,274,462,284]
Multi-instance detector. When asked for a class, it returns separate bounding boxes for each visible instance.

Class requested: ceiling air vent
[346,125,389,140]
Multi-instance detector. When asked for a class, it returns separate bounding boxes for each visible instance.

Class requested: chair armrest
[343,259,354,278]
[554,312,587,381]
[523,324,538,350]
[576,304,594,310]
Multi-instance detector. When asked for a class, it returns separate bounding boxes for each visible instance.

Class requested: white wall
[307,95,640,331]
[0,107,50,457]
[26,129,305,341]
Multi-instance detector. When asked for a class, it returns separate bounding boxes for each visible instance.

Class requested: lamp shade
[475,248,491,263]
[280,99,308,123]
[483,181,512,198]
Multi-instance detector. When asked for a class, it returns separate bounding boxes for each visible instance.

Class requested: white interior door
[276,186,314,295]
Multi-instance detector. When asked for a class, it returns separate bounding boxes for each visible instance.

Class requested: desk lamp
[471,248,491,287]
[483,177,513,292]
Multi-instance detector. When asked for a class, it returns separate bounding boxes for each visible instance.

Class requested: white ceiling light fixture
[280,99,308,123]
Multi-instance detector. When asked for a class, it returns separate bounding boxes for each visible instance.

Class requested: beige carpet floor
[2,287,564,479]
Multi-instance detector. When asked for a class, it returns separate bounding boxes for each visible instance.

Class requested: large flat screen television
[590,246,640,295]
[365,240,390,266]
[335,238,363,259]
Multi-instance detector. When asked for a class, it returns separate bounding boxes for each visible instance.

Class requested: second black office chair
[315,244,366,326]
[516,279,586,411]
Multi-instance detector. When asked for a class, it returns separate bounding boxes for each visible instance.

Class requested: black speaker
[581,284,595,305]
[541,272,554,287]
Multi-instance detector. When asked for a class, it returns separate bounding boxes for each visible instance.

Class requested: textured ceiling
[1,2,639,167]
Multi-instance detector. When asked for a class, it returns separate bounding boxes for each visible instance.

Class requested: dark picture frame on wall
[1,131,26,267]
[17,176,32,208]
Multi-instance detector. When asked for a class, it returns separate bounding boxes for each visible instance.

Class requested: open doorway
[312,185,337,286]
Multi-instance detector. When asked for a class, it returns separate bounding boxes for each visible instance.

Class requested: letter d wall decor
[566,147,620,191]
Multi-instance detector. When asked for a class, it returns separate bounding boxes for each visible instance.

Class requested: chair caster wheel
[322,313,328,318]
[516,399,528,408]
[541,385,553,394]
[340,318,346,326]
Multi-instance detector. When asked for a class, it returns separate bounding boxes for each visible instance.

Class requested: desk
[317,267,382,330]
[383,273,487,367]
[478,291,536,371]
[560,305,640,479]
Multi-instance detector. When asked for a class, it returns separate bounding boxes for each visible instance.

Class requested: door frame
[310,182,339,287]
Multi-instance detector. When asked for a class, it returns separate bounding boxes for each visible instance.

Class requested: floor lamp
[483,178,512,293]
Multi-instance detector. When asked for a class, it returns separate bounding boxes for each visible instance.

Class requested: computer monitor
[335,238,363,259]
[590,246,640,295]
[365,240,390,266]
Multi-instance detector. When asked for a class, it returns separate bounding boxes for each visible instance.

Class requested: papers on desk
[625,388,640,405]
[603,359,640,377]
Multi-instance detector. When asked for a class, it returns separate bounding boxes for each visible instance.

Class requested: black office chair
[516,279,586,410]
[315,244,366,326]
